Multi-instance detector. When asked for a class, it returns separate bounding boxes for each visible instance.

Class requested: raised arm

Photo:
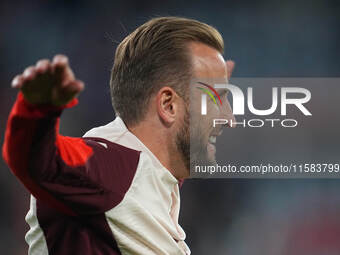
[2,55,139,215]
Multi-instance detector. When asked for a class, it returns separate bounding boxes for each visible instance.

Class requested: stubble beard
[176,106,216,177]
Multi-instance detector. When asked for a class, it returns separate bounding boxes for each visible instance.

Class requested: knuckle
[11,75,22,86]
[23,66,35,75]
[53,54,68,63]
[13,74,21,81]
[36,59,49,66]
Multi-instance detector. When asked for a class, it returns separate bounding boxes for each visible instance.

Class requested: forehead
[188,42,227,79]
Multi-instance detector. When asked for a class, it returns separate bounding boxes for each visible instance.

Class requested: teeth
[209,136,216,144]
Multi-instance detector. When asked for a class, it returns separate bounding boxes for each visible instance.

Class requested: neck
[128,120,188,180]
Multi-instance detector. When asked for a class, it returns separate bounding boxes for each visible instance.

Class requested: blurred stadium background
[1,0,340,254]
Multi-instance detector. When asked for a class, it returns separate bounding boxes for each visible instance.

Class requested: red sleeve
[2,93,140,215]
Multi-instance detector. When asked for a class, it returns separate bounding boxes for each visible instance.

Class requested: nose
[220,99,236,128]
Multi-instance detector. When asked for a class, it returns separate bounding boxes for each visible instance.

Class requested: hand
[11,54,84,106]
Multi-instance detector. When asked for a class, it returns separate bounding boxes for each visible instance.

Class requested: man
[3,17,234,254]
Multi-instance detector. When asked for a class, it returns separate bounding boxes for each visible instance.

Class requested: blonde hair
[110,16,224,126]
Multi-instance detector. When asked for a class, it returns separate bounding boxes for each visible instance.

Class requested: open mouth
[208,136,217,144]
[207,129,223,156]
[207,135,217,156]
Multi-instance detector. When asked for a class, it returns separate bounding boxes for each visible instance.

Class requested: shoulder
[83,137,141,206]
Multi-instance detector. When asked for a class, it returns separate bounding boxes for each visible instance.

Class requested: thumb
[54,80,84,106]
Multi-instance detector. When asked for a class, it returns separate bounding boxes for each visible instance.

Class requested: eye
[219,91,227,97]
[215,90,227,103]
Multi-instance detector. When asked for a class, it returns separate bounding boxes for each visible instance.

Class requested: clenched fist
[11,54,84,106]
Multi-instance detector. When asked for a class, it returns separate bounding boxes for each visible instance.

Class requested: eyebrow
[197,81,230,100]
[197,81,223,105]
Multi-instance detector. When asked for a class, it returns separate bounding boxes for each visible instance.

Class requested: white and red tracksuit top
[3,93,190,255]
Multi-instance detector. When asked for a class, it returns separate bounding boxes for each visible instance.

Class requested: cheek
[189,95,219,133]
[206,102,221,124]
[199,116,213,141]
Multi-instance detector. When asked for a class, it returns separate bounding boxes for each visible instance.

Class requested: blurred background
[1,0,340,254]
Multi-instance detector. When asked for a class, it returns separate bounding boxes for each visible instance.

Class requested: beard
[175,106,217,177]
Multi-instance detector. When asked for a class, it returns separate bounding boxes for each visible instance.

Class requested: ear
[156,87,179,126]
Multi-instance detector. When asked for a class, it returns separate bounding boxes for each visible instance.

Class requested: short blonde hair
[110,16,224,126]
